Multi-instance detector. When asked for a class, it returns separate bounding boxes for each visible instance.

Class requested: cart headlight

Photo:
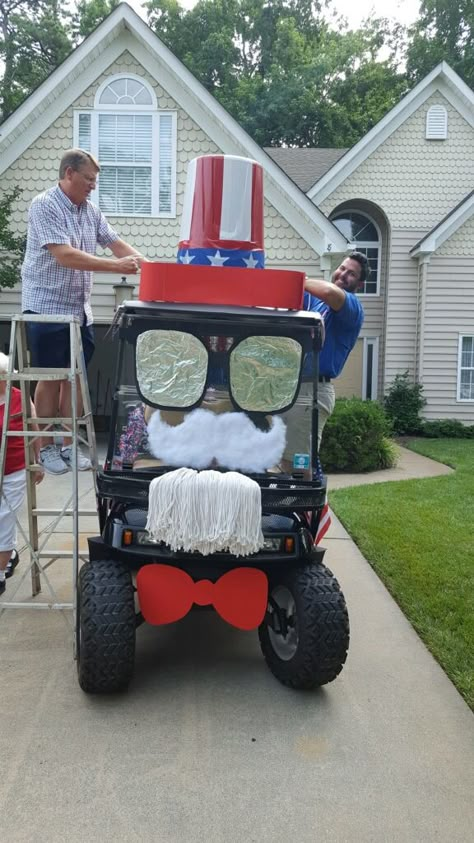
[136,530,159,546]
[262,537,282,552]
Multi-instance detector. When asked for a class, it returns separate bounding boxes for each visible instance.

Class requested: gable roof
[410,189,474,257]
[0,2,347,257]
[308,62,474,204]
[264,148,348,192]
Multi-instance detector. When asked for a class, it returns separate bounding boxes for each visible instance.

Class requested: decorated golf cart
[77,155,349,693]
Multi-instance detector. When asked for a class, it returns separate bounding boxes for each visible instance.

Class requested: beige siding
[334,338,364,398]
[320,93,474,230]
[421,256,474,422]
[436,211,474,257]
[1,51,320,321]
[384,229,427,389]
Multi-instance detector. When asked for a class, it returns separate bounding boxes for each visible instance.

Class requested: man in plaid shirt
[21,148,143,474]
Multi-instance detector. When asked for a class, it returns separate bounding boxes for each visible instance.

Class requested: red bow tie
[136,564,268,630]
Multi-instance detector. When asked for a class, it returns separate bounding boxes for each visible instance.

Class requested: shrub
[0,187,26,289]
[383,371,426,435]
[422,419,474,438]
[320,397,397,472]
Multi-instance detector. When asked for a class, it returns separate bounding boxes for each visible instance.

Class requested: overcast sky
[128,0,421,29]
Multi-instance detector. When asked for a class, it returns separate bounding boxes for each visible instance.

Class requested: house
[267,63,474,422]
[0,3,473,424]
[0,2,348,425]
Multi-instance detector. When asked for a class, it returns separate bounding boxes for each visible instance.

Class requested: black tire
[77,560,136,693]
[258,563,349,689]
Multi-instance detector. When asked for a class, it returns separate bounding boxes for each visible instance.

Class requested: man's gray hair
[59,149,100,179]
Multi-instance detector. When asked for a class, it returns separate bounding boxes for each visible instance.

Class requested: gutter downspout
[415,255,430,382]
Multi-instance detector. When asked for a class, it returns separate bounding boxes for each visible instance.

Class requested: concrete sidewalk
[0,450,473,842]
[328,441,454,490]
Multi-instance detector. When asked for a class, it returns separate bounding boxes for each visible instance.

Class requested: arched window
[74,74,176,217]
[331,210,381,295]
[97,77,154,107]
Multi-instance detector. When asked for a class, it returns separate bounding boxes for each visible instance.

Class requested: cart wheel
[258,564,349,689]
[77,560,136,693]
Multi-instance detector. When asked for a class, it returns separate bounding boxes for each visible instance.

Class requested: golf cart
[77,299,349,693]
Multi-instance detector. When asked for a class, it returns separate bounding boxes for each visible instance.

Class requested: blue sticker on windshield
[293,453,310,469]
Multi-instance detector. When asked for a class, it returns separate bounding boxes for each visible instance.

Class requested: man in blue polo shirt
[304,250,366,444]
[283,251,366,472]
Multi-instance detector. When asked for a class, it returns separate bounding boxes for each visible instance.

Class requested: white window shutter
[78,113,92,150]
[426,105,448,140]
[159,114,173,214]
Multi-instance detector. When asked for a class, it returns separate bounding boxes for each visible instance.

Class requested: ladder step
[37,551,85,559]
[22,416,92,425]
[32,509,97,517]
[2,370,76,381]
[0,602,73,611]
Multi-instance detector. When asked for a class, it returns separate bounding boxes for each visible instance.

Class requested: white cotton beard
[147,409,286,473]
[145,468,264,556]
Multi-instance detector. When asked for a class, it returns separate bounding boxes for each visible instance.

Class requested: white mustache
[147,408,287,473]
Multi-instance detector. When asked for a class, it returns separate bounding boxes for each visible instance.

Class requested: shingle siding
[1,51,320,321]
[436,212,474,257]
[320,93,474,229]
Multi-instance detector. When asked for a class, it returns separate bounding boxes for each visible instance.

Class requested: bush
[421,419,474,438]
[383,371,426,435]
[320,397,397,472]
[0,187,26,289]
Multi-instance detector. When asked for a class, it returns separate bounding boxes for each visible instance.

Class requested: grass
[329,439,474,709]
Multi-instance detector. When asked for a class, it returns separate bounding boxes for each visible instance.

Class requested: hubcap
[267,585,298,661]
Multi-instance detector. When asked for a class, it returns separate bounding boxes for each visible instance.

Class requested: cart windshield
[108,326,316,478]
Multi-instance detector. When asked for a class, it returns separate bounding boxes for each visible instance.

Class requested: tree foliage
[406,0,474,89]
[0,1,71,119]
[145,0,407,146]
[1,0,472,145]
[0,188,26,289]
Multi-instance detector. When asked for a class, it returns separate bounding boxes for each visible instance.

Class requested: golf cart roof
[119,299,323,331]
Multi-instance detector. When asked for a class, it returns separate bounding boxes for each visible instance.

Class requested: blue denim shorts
[24,311,95,369]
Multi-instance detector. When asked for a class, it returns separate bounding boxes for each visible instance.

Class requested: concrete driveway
[1,452,473,842]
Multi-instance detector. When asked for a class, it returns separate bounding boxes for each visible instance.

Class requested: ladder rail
[0,313,99,631]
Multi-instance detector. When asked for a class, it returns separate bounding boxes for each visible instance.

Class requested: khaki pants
[283,381,335,466]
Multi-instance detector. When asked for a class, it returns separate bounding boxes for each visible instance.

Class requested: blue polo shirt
[303,290,364,378]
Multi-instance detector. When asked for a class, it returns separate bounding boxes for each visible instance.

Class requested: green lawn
[329,439,474,709]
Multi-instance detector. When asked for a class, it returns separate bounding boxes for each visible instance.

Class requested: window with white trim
[458,335,474,400]
[331,210,381,294]
[74,74,176,217]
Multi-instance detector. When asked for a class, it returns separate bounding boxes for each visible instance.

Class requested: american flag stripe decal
[179,155,264,251]
[315,500,331,545]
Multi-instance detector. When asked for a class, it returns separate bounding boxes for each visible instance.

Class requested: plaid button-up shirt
[21,185,119,325]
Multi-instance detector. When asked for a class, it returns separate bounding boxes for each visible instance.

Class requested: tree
[146,0,407,147]
[406,0,474,88]
[70,0,119,43]
[0,188,26,289]
[0,1,71,121]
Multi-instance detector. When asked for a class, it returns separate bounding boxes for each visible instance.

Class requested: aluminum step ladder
[0,314,99,633]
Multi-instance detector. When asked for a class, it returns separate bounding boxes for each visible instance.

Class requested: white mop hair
[145,467,264,556]
[147,409,286,473]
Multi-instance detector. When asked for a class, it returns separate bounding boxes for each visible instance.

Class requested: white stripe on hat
[220,157,252,243]
[179,157,197,243]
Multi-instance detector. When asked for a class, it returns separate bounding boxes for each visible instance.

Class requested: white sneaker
[39,445,70,475]
[60,446,92,471]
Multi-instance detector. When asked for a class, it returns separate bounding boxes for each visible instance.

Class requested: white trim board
[308,62,474,204]
[0,2,347,257]
[411,191,474,257]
